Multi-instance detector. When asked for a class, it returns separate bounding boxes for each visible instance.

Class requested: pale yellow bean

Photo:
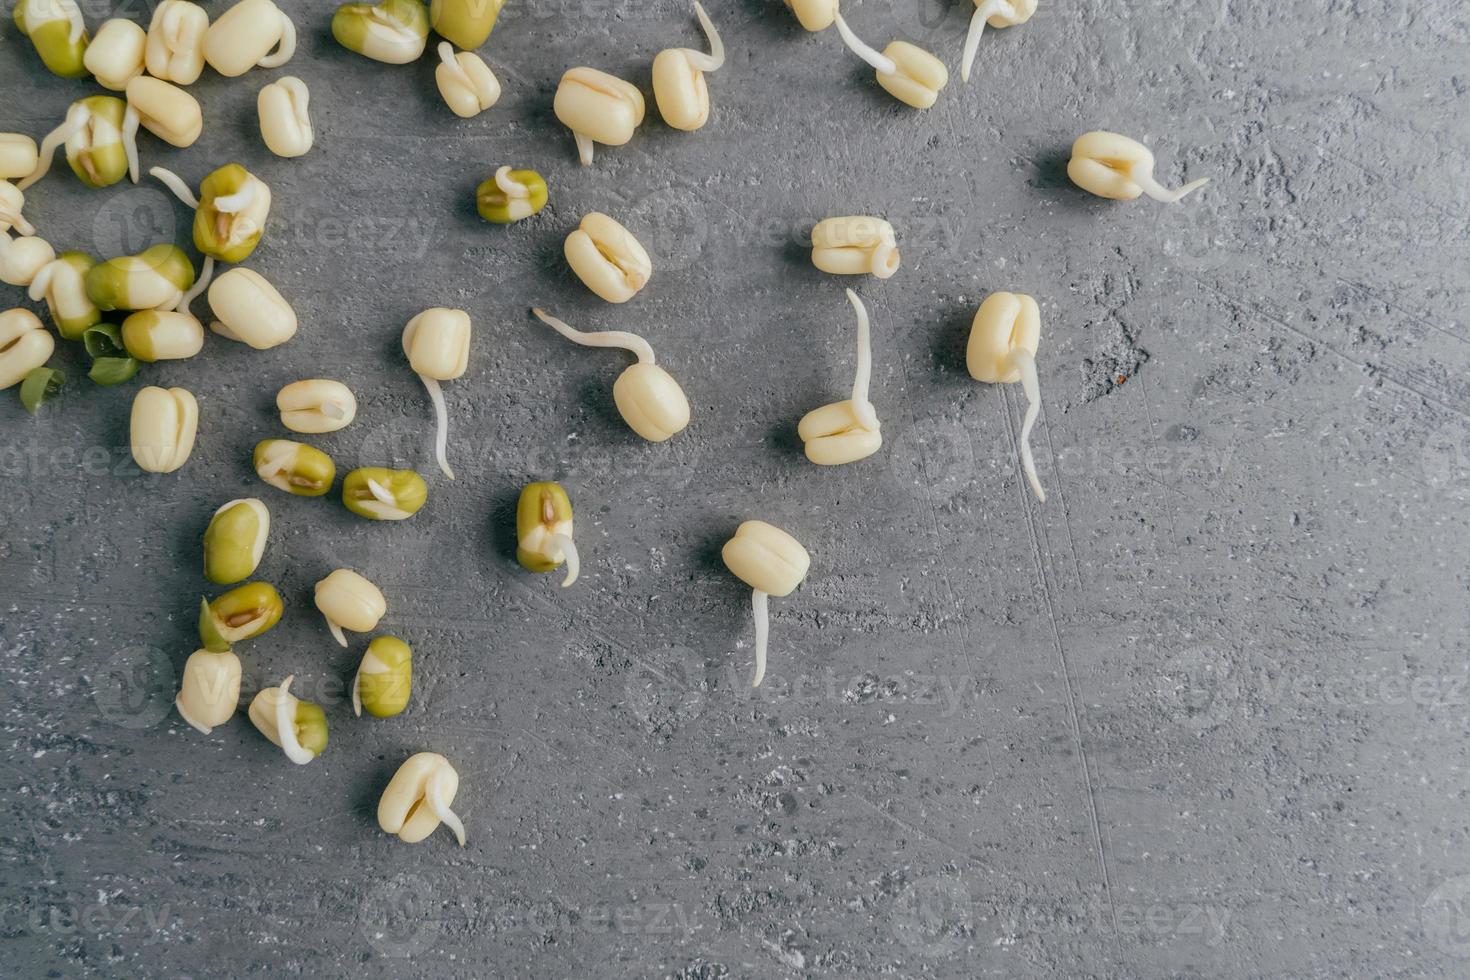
[0,308,55,390]
[126,75,203,148]
[84,19,147,91]
[434,43,500,119]
[145,0,209,85]
[0,135,39,181]
[564,212,652,304]
[130,385,198,473]
[277,379,358,433]
[204,0,296,77]
[257,77,312,157]
[553,67,644,166]
[208,268,297,349]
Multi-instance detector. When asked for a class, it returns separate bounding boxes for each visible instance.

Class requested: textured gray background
[3,0,1470,977]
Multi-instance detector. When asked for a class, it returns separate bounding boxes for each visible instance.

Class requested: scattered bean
[811,216,900,279]
[342,467,428,521]
[564,212,652,303]
[429,0,502,49]
[277,379,358,434]
[435,42,500,118]
[378,752,465,845]
[1067,131,1209,203]
[257,77,313,157]
[199,581,283,651]
[203,498,270,585]
[653,2,724,132]
[120,309,205,361]
[253,439,335,497]
[84,19,146,91]
[797,289,882,465]
[174,649,242,734]
[0,135,40,181]
[314,568,386,647]
[531,307,691,442]
[86,243,195,312]
[207,267,297,349]
[967,291,1045,501]
[476,167,547,224]
[332,0,430,64]
[130,384,198,473]
[402,308,470,478]
[248,675,327,765]
[721,520,811,687]
[15,0,89,79]
[353,636,412,718]
[145,0,209,85]
[204,0,296,77]
[0,309,55,390]
[29,252,100,339]
[516,481,579,587]
[554,67,645,166]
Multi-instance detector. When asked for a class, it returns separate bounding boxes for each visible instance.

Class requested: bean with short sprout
[1067,131,1209,203]
[554,67,645,166]
[249,676,327,765]
[199,581,282,652]
[204,0,295,77]
[332,0,430,64]
[203,498,270,585]
[314,568,386,647]
[277,379,358,434]
[253,439,336,497]
[516,482,580,587]
[477,167,547,224]
[378,752,465,845]
[652,2,724,132]
[174,650,242,735]
[342,467,428,521]
[353,636,412,718]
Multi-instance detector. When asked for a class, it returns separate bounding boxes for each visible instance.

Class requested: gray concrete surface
[3,0,1470,976]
